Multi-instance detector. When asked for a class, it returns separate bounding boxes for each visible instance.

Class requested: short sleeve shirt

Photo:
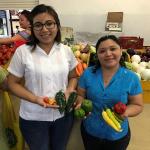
[18,30,30,40]
[8,42,78,121]
[79,66,142,140]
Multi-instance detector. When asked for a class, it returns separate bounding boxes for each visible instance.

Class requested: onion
[132,62,139,72]
[139,62,147,68]
[141,69,150,80]
[137,66,145,74]
[131,55,141,63]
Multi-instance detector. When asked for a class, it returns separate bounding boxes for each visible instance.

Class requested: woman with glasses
[0,10,31,46]
[7,4,78,150]
[75,35,143,150]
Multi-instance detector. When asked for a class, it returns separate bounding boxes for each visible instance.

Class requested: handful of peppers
[102,102,127,132]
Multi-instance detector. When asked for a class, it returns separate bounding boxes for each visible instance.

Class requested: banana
[105,108,122,130]
[102,109,122,132]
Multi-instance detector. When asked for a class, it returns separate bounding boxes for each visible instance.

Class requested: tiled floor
[127,104,150,150]
[0,95,150,150]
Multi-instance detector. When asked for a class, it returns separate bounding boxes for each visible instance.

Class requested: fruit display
[71,43,96,76]
[102,105,125,132]
[0,44,16,66]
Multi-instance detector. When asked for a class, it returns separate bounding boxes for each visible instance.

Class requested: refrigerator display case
[0,10,12,38]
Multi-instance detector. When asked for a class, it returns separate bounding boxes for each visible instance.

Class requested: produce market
[0,1,150,150]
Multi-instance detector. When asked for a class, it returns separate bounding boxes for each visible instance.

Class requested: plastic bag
[1,91,24,150]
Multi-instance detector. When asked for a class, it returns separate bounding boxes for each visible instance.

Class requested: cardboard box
[105,12,123,32]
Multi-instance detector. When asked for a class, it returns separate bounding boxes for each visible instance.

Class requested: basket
[1,91,25,150]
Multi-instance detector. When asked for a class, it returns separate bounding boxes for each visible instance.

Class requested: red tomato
[114,102,127,115]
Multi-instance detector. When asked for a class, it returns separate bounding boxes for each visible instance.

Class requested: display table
[141,81,150,103]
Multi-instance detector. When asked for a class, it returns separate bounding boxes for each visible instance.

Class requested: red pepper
[114,102,127,115]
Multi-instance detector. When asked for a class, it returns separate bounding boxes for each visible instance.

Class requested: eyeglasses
[33,20,56,31]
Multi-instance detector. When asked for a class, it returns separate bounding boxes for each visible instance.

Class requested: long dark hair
[27,4,61,50]
[93,35,125,73]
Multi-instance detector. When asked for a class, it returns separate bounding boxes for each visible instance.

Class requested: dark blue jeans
[81,122,131,150]
[19,113,74,150]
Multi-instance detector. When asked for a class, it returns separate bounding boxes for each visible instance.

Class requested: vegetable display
[124,48,150,81]
[0,44,16,66]
[71,43,96,76]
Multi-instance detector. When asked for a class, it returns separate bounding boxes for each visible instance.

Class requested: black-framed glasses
[33,20,56,31]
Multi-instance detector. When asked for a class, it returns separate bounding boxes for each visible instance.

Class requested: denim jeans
[81,122,131,150]
[19,113,74,150]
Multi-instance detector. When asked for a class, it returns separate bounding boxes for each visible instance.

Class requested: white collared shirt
[8,42,78,121]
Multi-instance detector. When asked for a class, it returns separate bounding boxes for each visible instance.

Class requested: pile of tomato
[0,44,16,66]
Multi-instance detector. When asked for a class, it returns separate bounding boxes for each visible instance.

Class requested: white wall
[39,0,150,45]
